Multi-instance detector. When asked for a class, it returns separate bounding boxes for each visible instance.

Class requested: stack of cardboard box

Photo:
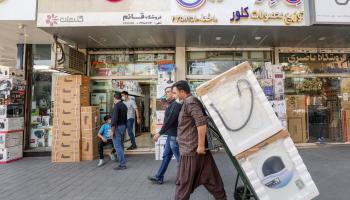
[0,66,25,164]
[52,75,90,163]
[81,106,100,161]
[286,95,308,143]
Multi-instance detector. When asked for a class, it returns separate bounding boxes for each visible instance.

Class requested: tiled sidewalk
[0,146,350,200]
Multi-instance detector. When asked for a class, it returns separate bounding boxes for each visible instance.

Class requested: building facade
[17,0,350,153]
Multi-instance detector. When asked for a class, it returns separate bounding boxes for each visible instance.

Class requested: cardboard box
[52,138,81,151]
[0,66,24,79]
[52,149,81,163]
[0,104,24,118]
[81,137,99,161]
[81,106,100,130]
[0,145,23,164]
[53,117,80,131]
[286,95,306,117]
[0,117,24,131]
[52,128,80,140]
[57,75,90,87]
[0,131,23,148]
[288,117,308,143]
[0,78,25,91]
[236,130,319,200]
[196,62,283,155]
[82,127,99,138]
[55,86,90,104]
[30,129,47,148]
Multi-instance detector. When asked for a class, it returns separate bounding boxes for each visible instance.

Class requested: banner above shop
[313,0,350,24]
[0,0,37,20]
[37,0,308,27]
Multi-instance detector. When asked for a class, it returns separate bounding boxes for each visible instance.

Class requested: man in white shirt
[121,91,140,150]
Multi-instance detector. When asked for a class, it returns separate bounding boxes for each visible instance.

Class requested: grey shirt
[123,99,138,120]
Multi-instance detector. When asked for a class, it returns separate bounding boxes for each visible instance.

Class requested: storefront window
[187,51,271,76]
[90,53,174,76]
[280,52,348,143]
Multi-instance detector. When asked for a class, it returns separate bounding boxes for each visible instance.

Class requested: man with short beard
[172,80,227,200]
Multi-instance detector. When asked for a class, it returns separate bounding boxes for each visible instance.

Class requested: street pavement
[0,145,349,200]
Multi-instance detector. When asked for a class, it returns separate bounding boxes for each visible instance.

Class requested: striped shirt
[177,95,208,156]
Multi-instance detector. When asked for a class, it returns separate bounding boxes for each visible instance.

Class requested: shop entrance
[91,79,157,150]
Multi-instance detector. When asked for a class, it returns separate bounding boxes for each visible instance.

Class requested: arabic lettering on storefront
[172,13,218,23]
[230,7,304,25]
[122,13,162,25]
[286,54,348,63]
[46,14,84,26]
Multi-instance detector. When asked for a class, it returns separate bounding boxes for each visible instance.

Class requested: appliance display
[0,104,24,118]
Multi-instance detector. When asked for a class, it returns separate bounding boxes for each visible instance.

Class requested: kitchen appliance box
[81,127,99,138]
[0,104,24,118]
[55,86,90,106]
[236,130,319,200]
[0,145,23,164]
[56,75,90,87]
[81,106,100,130]
[52,149,81,163]
[81,137,99,161]
[0,78,25,91]
[30,128,47,148]
[196,62,283,156]
[0,130,23,148]
[0,66,24,79]
[0,117,24,131]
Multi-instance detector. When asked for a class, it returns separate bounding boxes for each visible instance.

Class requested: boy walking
[97,115,116,167]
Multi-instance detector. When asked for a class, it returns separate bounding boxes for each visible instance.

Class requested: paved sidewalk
[0,146,349,200]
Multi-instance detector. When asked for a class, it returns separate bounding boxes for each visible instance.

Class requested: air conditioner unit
[54,44,86,74]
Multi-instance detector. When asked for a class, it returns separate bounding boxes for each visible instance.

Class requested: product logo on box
[176,0,206,9]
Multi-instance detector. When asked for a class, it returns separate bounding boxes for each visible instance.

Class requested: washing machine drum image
[261,156,294,189]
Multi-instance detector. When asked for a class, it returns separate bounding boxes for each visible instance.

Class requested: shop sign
[0,0,36,20]
[46,14,84,27]
[122,12,163,25]
[313,0,350,24]
[286,53,348,63]
[37,0,307,26]
[171,0,306,25]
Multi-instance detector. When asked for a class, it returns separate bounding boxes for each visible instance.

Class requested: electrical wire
[210,79,254,132]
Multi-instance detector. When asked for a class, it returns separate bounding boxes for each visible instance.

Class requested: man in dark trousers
[172,80,227,200]
[110,92,128,170]
[148,86,182,184]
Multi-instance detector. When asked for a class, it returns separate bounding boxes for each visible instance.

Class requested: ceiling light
[216,37,222,41]
[255,36,262,41]
[18,24,24,29]
[318,37,326,41]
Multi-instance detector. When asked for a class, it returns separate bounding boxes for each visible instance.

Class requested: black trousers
[98,139,115,159]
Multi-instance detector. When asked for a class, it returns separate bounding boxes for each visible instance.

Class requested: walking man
[121,91,140,150]
[148,86,182,184]
[172,80,227,200]
[111,93,128,170]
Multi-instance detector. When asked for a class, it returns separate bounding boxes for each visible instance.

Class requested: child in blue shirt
[97,115,116,167]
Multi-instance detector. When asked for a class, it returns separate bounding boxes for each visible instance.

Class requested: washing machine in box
[0,145,23,164]
[236,130,319,200]
[197,62,283,155]
[0,130,23,148]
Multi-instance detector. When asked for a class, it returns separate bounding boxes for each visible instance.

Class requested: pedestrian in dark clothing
[111,92,128,170]
[148,86,182,184]
[172,80,227,200]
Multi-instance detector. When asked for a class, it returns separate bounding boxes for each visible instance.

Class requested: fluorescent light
[255,36,262,41]
[318,37,326,41]
[216,37,222,41]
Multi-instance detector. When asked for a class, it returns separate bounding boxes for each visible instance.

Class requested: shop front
[35,0,350,148]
